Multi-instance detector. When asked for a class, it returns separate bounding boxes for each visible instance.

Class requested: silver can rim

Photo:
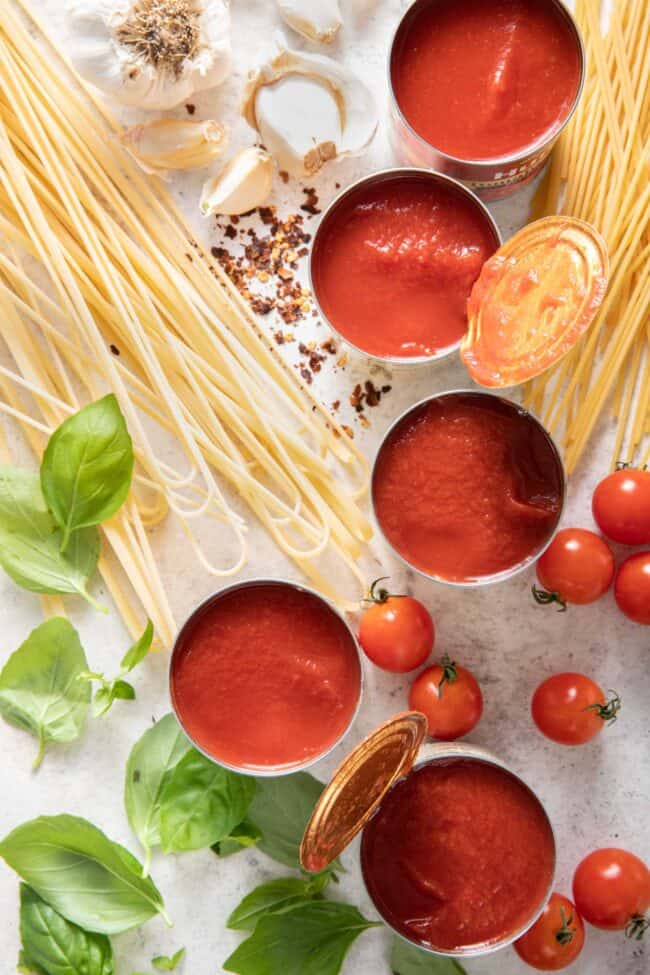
[308,167,502,367]
[370,389,567,588]
[168,577,365,777]
[387,0,586,172]
[360,742,557,958]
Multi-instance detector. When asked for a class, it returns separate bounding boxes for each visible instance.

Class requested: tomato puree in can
[170,582,361,771]
[311,172,498,360]
[372,393,563,582]
[361,758,555,951]
[391,0,582,162]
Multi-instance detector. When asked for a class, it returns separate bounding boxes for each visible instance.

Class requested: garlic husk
[200,147,274,216]
[276,0,342,44]
[65,0,232,111]
[120,118,228,177]
[242,40,377,178]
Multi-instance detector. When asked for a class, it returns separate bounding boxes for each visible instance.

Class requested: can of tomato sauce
[169,579,363,775]
[388,0,586,199]
[301,712,557,958]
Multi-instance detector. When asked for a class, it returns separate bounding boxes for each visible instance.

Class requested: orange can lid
[300,711,427,873]
[461,216,609,388]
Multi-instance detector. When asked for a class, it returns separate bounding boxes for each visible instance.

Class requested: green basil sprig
[0,814,169,934]
[391,938,467,974]
[0,618,90,769]
[223,900,381,975]
[247,772,339,873]
[152,947,185,971]
[0,467,101,609]
[124,714,193,875]
[19,884,115,975]
[159,750,255,853]
[41,394,134,553]
[227,874,330,932]
[79,620,153,717]
[213,820,262,858]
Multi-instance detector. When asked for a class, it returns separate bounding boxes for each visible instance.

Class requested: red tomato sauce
[361,759,555,950]
[391,0,582,161]
[372,393,563,582]
[170,583,361,770]
[311,174,498,359]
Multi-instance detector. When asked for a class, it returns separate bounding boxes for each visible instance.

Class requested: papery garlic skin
[242,39,377,178]
[200,147,274,216]
[65,0,232,111]
[276,0,342,44]
[121,118,228,177]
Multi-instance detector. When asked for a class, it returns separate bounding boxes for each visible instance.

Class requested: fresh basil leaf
[159,750,255,853]
[0,467,101,608]
[17,949,47,975]
[124,714,193,876]
[247,773,333,871]
[223,900,381,975]
[0,618,90,770]
[93,679,135,717]
[390,938,466,974]
[152,947,185,971]
[41,395,134,552]
[213,820,262,858]
[112,680,136,700]
[19,883,114,975]
[0,814,168,934]
[227,874,330,931]
[120,620,154,673]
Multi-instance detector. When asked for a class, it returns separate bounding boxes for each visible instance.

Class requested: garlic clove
[120,118,229,177]
[65,0,232,111]
[242,39,377,178]
[276,0,342,44]
[200,147,274,217]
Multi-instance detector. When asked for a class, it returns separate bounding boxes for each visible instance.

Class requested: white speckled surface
[1,1,648,974]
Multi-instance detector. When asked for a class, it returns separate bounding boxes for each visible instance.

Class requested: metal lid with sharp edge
[300,711,427,873]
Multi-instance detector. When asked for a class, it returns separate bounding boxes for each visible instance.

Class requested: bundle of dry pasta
[525,0,650,474]
[0,0,371,647]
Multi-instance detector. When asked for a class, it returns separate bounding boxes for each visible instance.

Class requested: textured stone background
[1,1,647,974]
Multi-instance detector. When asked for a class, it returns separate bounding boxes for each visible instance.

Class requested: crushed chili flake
[301,187,321,215]
[279,170,290,184]
[185,103,196,114]
[110,344,120,356]
[332,399,340,412]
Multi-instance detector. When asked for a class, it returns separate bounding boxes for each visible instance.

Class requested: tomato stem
[532,584,567,612]
[583,690,621,725]
[626,914,649,941]
[437,654,457,698]
[363,576,406,604]
[555,907,576,945]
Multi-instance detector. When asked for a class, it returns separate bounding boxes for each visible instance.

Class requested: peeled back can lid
[300,711,427,873]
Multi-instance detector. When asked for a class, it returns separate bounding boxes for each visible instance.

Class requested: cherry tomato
[573,848,650,938]
[408,656,483,740]
[358,578,434,673]
[531,673,621,745]
[614,552,650,625]
[592,467,650,545]
[514,893,585,971]
[534,528,615,608]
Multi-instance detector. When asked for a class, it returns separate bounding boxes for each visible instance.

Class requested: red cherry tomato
[408,656,483,740]
[514,893,585,971]
[614,552,650,625]
[592,468,650,545]
[534,528,615,608]
[358,578,434,673]
[573,848,650,937]
[531,673,621,745]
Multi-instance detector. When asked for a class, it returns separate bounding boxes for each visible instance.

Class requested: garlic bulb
[65,0,232,111]
[120,118,228,177]
[200,147,274,216]
[276,0,342,44]
[242,40,377,178]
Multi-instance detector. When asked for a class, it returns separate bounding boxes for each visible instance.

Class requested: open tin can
[301,712,556,958]
[387,0,586,200]
[309,168,501,367]
[371,390,566,588]
[169,578,364,776]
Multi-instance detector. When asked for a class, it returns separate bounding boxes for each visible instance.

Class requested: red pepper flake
[300,187,321,215]
[110,344,120,356]
[224,225,237,240]
[331,399,340,412]
[186,103,196,115]
[279,170,290,184]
